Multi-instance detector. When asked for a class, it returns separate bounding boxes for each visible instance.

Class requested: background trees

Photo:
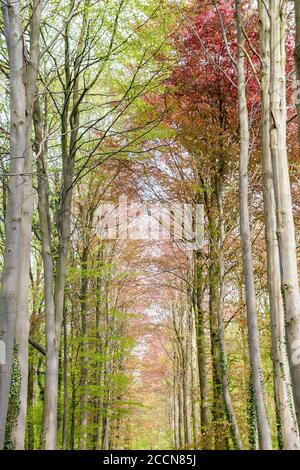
[0,0,300,450]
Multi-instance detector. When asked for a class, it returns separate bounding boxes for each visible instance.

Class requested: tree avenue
[0,0,300,451]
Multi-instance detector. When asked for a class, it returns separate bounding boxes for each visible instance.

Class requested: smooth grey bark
[269,0,300,429]
[173,365,179,448]
[191,316,200,448]
[259,0,300,449]
[79,246,89,450]
[216,187,242,450]
[26,360,35,449]
[102,287,113,451]
[235,0,272,450]
[102,357,111,450]
[38,11,78,447]
[42,4,87,445]
[183,307,192,447]
[11,0,42,449]
[0,0,27,449]
[62,306,68,449]
[178,379,185,448]
[92,254,103,450]
[194,250,210,448]
[33,93,57,449]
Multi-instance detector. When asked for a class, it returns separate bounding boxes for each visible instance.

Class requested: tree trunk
[173,368,179,449]
[33,93,58,449]
[207,198,226,449]
[269,0,300,430]
[191,316,200,449]
[259,0,300,449]
[79,246,89,449]
[194,250,210,448]
[0,0,27,449]
[235,0,272,450]
[62,306,68,449]
[26,360,35,450]
[216,186,242,449]
[92,261,103,450]
[178,380,185,448]
[183,308,192,447]
[11,0,42,449]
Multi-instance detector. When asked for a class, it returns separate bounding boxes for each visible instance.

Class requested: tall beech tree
[259,0,300,449]
[268,0,300,428]
[235,0,272,450]
[0,0,42,450]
